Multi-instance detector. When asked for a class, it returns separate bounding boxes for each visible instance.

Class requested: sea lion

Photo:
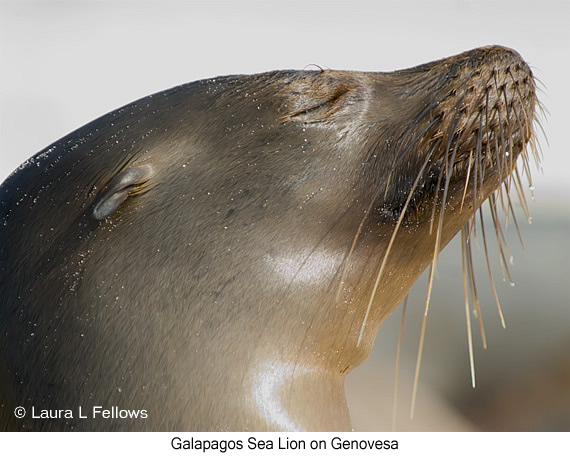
[0,45,538,431]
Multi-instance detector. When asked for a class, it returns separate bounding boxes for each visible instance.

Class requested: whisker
[410,266,432,418]
[507,78,539,193]
[488,194,515,285]
[493,133,508,214]
[536,98,549,125]
[501,85,514,181]
[467,106,484,216]
[465,219,488,349]
[411,83,471,418]
[513,167,532,223]
[479,208,506,328]
[510,105,534,188]
[392,295,408,431]
[508,69,533,131]
[505,179,526,248]
[460,149,474,213]
[335,198,375,301]
[492,71,507,187]
[356,148,436,347]
[429,170,444,235]
[533,75,547,92]
[531,115,548,161]
[473,87,490,234]
[410,239,438,419]
[462,226,477,387]
[520,147,534,192]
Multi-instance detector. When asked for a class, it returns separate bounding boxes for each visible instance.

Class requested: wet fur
[0,46,539,430]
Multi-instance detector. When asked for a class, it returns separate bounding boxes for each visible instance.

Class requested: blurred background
[1,0,569,431]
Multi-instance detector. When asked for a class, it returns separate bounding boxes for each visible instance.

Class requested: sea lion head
[0,45,539,431]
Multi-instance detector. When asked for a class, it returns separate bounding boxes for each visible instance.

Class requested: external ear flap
[92,164,154,220]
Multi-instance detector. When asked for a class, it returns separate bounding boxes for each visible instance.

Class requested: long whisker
[509,69,543,172]
[501,84,514,182]
[488,194,515,285]
[392,295,408,431]
[462,226,477,387]
[509,84,538,210]
[479,208,506,328]
[505,179,525,248]
[513,166,532,223]
[465,223,487,349]
[335,198,375,301]
[356,147,436,347]
[469,107,484,215]
[510,101,534,190]
[411,83,471,418]
[410,242,437,419]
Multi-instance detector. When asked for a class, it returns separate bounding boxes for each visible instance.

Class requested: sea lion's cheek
[263,250,342,285]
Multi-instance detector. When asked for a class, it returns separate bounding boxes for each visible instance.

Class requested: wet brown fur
[0,46,539,430]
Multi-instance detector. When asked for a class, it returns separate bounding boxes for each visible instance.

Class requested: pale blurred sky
[1,0,568,199]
